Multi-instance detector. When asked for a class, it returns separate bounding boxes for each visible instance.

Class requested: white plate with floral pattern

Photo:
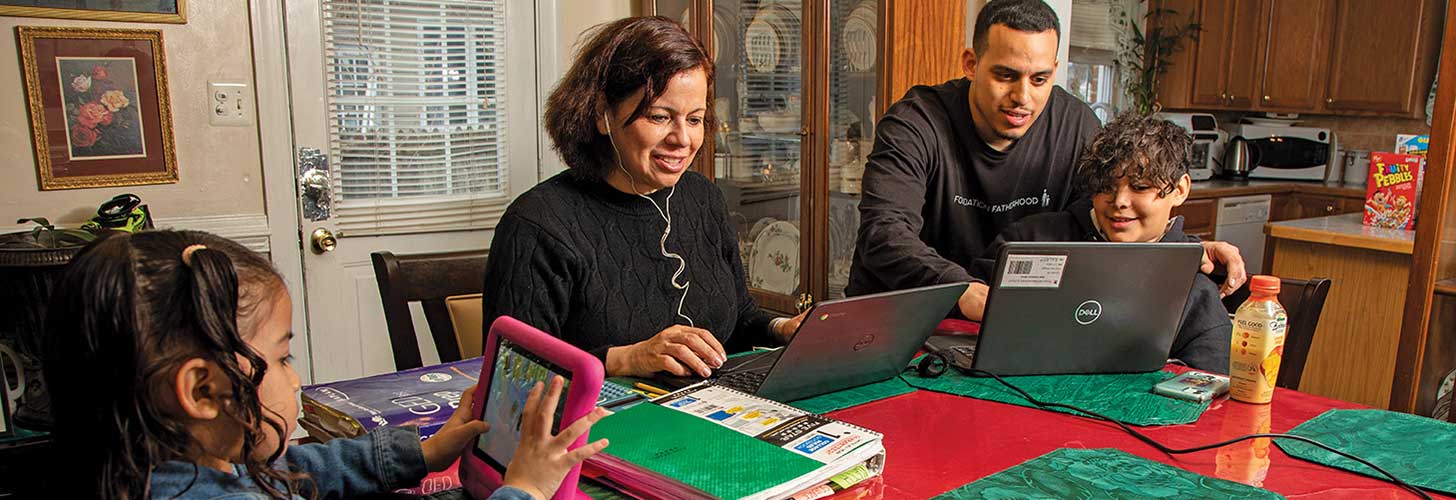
[748,220,799,294]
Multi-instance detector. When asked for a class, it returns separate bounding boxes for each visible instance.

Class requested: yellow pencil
[634,382,670,396]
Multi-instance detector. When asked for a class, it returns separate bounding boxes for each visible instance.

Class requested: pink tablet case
[461,315,603,500]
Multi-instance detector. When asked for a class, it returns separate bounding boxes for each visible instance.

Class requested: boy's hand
[957,282,989,321]
[420,385,491,472]
[1199,241,1247,297]
[503,376,611,500]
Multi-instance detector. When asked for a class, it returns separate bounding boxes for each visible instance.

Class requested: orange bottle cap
[1250,275,1280,295]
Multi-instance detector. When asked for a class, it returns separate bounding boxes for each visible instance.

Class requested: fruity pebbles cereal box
[1364,152,1425,230]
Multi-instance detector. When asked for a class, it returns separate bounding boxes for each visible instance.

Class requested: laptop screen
[474,338,570,470]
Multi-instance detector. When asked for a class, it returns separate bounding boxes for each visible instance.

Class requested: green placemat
[1278,408,1456,495]
[789,376,916,414]
[933,448,1284,499]
[900,367,1209,426]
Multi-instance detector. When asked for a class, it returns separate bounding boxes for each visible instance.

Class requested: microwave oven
[1230,124,1333,181]
[1158,112,1223,181]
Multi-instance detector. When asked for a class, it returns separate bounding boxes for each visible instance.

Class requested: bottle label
[1229,309,1287,404]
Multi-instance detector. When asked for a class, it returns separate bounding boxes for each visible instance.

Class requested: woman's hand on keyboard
[606,325,726,378]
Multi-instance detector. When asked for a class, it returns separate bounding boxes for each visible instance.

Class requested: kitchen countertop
[1265,212,1415,254]
[1188,178,1365,199]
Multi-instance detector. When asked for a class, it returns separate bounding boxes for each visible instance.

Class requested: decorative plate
[749,220,800,294]
[844,1,877,72]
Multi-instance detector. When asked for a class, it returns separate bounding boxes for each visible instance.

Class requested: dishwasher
[1214,195,1272,276]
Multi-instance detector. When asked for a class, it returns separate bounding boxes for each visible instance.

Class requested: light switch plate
[208,81,252,126]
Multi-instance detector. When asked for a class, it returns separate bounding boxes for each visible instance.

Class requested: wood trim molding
[1392,1,1456,413]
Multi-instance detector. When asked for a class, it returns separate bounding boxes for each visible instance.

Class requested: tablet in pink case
[461,316,603,500]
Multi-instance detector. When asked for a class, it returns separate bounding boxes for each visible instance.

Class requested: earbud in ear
[598,114,611,136]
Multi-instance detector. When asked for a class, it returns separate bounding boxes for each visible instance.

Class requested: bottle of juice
[1229,275,1288,404]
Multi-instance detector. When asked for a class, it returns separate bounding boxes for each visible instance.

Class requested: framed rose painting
[17,27,177,190]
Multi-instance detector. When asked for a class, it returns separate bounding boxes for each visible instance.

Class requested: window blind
[1070,0,1118,52]
[323,0,510,236]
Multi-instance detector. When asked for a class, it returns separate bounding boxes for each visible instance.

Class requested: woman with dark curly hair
[968,113,1232,373]
[481,16,803,380]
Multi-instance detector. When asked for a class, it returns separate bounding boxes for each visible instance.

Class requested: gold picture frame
[18,26,178,190]
[0,1,186,24]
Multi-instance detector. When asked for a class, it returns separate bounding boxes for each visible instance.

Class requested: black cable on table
[966,368,1434,500]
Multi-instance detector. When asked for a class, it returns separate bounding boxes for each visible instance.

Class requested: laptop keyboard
[715,369,768,393]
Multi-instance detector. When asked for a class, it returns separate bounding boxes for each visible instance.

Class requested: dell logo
[1075,300,1102,325]
[852,334,876,351]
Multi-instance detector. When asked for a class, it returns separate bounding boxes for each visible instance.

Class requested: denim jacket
[148,426,534,500]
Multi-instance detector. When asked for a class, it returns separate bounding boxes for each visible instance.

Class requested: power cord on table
[963,367,1433,500]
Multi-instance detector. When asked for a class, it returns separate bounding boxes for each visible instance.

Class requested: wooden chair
[1220,276,1333,390]
[371,250,488,371]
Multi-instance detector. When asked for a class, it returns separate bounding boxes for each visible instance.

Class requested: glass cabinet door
[711,0,807,311]
[826,0,877,300]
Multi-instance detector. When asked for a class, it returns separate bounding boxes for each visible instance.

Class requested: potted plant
[1114,4,1200,114]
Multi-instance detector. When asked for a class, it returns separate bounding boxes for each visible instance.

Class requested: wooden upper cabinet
[1156,0,1440,116]
[1219,0,1266,109]
[1154,0,1197,109]
[1172,0,1266,110]
[1258,0,1334,111]
[1324,0,1441,116]
[1187,0,1234,107]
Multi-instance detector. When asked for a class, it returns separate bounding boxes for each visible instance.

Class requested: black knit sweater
[481,171,776,362]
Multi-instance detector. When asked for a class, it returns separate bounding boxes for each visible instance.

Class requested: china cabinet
[644,0,963,313]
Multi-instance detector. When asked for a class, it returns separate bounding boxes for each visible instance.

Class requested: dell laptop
[969,241,1204,376]
[705,282,966,402]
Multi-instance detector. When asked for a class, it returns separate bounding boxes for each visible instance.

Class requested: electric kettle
[1220,136,1261,179]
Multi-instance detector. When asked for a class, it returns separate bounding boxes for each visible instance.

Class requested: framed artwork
[0,1,185,24]
[18,27,177,190]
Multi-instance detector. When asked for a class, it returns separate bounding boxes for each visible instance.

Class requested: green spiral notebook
[586,384,885,500]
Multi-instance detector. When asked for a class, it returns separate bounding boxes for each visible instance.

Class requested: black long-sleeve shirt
[847,78,1102,297]
[975,210,1232,373]
[481,171,775,361]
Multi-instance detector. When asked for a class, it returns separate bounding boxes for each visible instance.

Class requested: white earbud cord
[606,117,696,328]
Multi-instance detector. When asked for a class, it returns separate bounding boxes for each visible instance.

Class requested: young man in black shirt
[848,0,1246,318]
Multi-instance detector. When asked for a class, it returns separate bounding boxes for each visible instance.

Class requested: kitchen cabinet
[1172,198,1218,239]
[1323,0,1444,116]
[645,0,963,312]
[1156,0,1441,117]
[1271,193,1363,222]
[1190,0,1264,109]
[1257,0,1334,112]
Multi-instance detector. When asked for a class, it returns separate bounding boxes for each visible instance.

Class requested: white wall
[0,3,265,231]
[965,0,1074,87]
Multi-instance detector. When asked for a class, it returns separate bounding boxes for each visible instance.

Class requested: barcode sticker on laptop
[999,254,1067,288]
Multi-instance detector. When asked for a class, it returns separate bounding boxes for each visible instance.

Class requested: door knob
[1263,95,1271,101]
[1326,98,1334,104]
[310,227,338,253]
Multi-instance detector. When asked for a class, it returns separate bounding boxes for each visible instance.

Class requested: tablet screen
[475,338,571,469]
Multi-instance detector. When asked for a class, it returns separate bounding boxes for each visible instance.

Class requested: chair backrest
[445,293,484,360]
[1221,276,1333,389]
[371,250,488,370]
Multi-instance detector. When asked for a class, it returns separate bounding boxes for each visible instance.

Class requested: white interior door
[284,0,540,383]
